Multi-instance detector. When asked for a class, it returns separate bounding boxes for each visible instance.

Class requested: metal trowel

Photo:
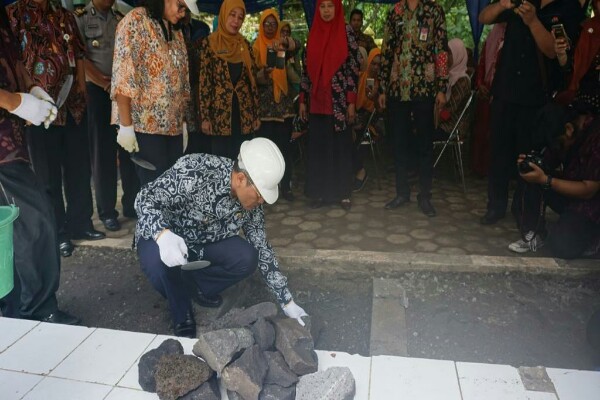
[180,260,211,271]
[130,153,157,170]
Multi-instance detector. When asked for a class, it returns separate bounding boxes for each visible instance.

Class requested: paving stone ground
[86,158,539,258]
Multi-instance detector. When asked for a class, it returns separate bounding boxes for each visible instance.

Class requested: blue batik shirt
[134,153,293,305]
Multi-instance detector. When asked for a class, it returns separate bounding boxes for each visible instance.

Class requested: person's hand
[156,229,188,267]
[478,85,490,100]
[101,76,111,92]
[201,120,213,135]
[516,1,538,26]
[346,103,356,124]
[117,124,139,153]
[291,130,304,141]
[9,93,57,127]
[499,0,514,9]
[299,103,307,121]
[29,86,58,128]
[253,119,261,132]
[283,300,308,326]
[378,93,386,110]
[435,92,447,110]
[517,154,546,184]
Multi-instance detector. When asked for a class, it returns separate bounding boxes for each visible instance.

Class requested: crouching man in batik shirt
[135,137,308,337]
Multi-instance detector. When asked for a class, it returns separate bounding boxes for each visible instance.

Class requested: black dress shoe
[191,289,223,308]
[480,209,505,225]
[309,199,324,209]
[352,173,368,192]
[385,195,410,210]
[418,198,437,217]
[36,310,81,325]
[102,218,121,232]
[174,311,196,338]
[59,239,74,257]
[72,229,106,241]
[281,190,295,202]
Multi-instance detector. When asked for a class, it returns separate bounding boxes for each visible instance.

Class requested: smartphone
[266,48,277,68]
[275,50,286,69]
[366,78,375,90]
[552,24,570,49]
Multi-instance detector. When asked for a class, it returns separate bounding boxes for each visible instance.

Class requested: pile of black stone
[137,302,356,400]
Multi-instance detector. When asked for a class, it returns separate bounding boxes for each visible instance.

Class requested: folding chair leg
[455,141,466,193]
[368,138,381,190]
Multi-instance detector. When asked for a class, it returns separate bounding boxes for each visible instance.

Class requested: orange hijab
[357,48,381,112]
[253,9,288,103]
[208,0,255,88]
[306,0,348,99]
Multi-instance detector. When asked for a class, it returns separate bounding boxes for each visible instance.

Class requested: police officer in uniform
[76,0,140,231]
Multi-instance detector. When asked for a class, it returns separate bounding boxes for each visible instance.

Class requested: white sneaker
[508,231,544,253]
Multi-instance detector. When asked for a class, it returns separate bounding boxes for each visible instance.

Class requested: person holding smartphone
[253,9,299,201]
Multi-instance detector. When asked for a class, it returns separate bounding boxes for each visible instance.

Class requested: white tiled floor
[457,362,529,400]
[0,369,43,400]
[0,318,38,353]
[21,377,112,400]
[49,328,155,385]
[0,322,94,375]
[1,317,599,400]
[546,368,600,400]
[370,355,462,399]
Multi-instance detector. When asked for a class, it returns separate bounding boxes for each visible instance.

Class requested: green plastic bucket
[0,205,19,298]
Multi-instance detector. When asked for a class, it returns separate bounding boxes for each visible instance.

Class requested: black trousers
[387,100,434,199]
[87,83,140,220]
[137,236,257,325]
[134,133,183,186]
[517,181,599,259]
[257,120,293,192]
[26,113,94,239]
[0,162,59,319]
[487,99,541,213]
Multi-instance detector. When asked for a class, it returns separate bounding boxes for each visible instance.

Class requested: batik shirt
[379,0,449,101]
[7,0,87,126]
[0,16,28,165]
[111,7,190,135]
[134,153,293,305]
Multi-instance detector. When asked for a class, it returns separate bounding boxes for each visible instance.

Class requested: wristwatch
[543,175,553,190]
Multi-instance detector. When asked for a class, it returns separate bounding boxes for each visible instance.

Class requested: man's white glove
[283,300,308,326]
[117,124,139,153]
[29,86,57,128]
[10,93,57,127]
[156,229,188,267]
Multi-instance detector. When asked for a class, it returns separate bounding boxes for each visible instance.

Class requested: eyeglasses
[263,21,278,28]
[249,181,263,201]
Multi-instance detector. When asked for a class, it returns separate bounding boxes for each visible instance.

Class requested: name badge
[419,26,429,42]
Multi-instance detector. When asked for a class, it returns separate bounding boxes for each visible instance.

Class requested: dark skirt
[305,114,353,202]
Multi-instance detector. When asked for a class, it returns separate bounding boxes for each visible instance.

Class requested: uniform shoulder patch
[74,8,87,17]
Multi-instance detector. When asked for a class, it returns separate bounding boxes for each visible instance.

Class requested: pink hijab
[447,38,469,99]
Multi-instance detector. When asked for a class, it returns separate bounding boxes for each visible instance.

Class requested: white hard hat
[184,0,200,16]
[238,138,285,204]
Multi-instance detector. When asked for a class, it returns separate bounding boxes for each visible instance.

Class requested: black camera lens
[518,161,533,174]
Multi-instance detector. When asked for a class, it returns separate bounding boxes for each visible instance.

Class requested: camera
[518,151,546,174]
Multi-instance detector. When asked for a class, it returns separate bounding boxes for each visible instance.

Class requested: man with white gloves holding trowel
[134,137,308,338]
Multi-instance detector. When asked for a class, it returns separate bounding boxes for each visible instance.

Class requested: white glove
[156,230,188,267]
[29,86,57,128]
[117,124,139,153]
[10,93,56,127]
[283,300,308,326]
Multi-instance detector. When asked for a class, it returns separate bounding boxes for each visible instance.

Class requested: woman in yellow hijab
[197,0,260,159]
[253,9,300,201]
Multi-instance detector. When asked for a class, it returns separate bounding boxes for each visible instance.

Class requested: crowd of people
[0,0,598,335]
